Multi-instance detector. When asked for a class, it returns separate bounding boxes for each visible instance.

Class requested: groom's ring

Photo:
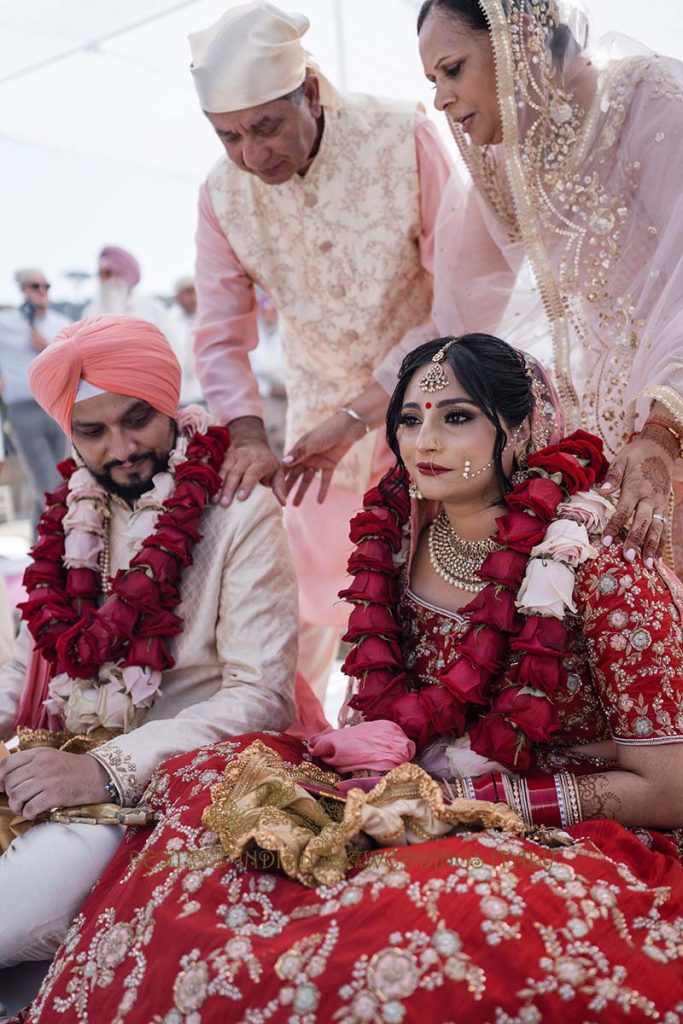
[652,513,667,524]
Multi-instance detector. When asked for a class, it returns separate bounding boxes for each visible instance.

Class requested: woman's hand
[599,434,674,565]
[283,412,366,506]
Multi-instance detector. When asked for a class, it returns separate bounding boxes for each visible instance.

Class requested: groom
[0,314,298,967]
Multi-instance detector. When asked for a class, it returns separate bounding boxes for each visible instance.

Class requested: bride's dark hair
[385,333,534,495]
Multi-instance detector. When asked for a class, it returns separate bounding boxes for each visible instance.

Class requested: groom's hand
[0,748,110,820]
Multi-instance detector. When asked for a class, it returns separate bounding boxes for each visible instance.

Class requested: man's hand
[0,748,109,820]
[29,327,48,353]
[216,416,285,507]
[599,435,674,566]
[283,411,366,506]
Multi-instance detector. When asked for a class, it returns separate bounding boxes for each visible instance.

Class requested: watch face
[105,779,119,803]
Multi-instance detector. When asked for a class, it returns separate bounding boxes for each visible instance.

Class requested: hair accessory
[418,338,459,392]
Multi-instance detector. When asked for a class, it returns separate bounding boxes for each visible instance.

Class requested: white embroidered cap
[188,0,340,113]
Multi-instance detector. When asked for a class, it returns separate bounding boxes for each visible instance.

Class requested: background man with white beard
[83,245,169,334]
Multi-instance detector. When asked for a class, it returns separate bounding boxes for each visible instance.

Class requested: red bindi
[425,401,432,409]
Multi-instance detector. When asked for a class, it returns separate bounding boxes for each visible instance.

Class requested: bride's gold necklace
[428,511,498,592]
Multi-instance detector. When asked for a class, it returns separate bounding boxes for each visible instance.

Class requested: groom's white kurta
[0,483,298,966]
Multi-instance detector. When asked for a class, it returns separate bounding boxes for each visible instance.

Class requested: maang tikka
[418,337,459,392]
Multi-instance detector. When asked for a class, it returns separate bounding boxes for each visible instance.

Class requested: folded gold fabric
[203,740,527,888]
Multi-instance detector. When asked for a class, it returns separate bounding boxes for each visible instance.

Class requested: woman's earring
[510,447,529,488]
[408,480,423,500]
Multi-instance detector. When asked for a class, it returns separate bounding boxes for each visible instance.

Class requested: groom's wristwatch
[104,775,121,805]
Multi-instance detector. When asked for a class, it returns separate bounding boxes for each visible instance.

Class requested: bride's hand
[283,412,366,506]
[598,435,674,566]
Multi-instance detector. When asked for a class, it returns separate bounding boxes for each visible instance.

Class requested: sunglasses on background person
[25,282,50,292]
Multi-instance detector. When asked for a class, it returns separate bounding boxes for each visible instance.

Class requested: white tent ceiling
[0,0,680,304]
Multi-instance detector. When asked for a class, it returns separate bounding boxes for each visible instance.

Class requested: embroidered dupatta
[428,0,683,457]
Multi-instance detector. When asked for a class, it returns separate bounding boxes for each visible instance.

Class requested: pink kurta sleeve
[193,180,264,423]
[373,114,453,393]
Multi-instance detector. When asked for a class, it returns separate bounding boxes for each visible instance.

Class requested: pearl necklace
[428,511,498,592]
[99,525,112,595]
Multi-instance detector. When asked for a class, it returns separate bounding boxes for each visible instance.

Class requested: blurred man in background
[168,275,204,407]
[84,245,169,333]
[0,269,70,537]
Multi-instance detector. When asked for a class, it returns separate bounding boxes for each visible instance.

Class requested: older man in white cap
[189,1,451,700]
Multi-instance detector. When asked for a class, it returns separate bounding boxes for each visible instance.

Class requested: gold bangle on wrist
[338,406,371,434]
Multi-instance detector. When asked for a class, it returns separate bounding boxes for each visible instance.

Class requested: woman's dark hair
[417,0,488,34]
[417,1,586,67]
[385,333,534,497]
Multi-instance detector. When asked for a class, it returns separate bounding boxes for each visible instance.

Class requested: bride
[24,335,683,1022]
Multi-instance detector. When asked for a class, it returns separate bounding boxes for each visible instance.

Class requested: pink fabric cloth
[15,638,61,732]
[100,245,141,287]
[193,113,452,423]
[307,720,416,773]
[285,474,391,629]
[29,315,181,437]
[285,671,331,740]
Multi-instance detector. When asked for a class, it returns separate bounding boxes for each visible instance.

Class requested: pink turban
[29,315,181,437]
[99,245,141,287]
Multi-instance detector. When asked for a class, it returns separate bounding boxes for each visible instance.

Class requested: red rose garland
[340,429,608,771]
[19,426,231,686]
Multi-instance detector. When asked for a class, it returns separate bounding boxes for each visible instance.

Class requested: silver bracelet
[338,406,370,434]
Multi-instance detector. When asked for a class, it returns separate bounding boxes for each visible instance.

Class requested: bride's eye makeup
[398,413,422,427]
[444,410,473,425]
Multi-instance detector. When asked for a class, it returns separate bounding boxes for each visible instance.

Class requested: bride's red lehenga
[23,541,683,1023]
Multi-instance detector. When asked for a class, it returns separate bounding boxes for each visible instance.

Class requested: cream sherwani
[0,484,297,966]
[194,94,452,694]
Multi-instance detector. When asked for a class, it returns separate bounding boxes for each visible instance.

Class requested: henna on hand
[640,454,672,497]
[577,773,623,820]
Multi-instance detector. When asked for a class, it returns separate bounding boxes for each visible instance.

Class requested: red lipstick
[416,462,451,476]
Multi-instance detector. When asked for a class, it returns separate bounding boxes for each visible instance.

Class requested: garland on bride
[19,411,231,735]
[340,430,612,771]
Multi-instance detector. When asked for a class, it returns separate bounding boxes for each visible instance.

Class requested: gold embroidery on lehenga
[203,740,525,887]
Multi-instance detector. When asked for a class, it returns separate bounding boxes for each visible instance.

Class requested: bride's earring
[408,478,423,500]
[510,446,529,488]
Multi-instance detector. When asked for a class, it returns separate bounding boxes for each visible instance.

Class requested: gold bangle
[338,406,370,434]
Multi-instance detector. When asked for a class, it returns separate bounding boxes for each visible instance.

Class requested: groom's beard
[89,450,171,502]
[76,446,172,501]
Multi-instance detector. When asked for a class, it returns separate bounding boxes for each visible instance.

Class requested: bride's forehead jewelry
[418,337,459,393]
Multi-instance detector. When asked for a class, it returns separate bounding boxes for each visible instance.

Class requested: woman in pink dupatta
[388,0,683,568]
[292,0,683,570]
